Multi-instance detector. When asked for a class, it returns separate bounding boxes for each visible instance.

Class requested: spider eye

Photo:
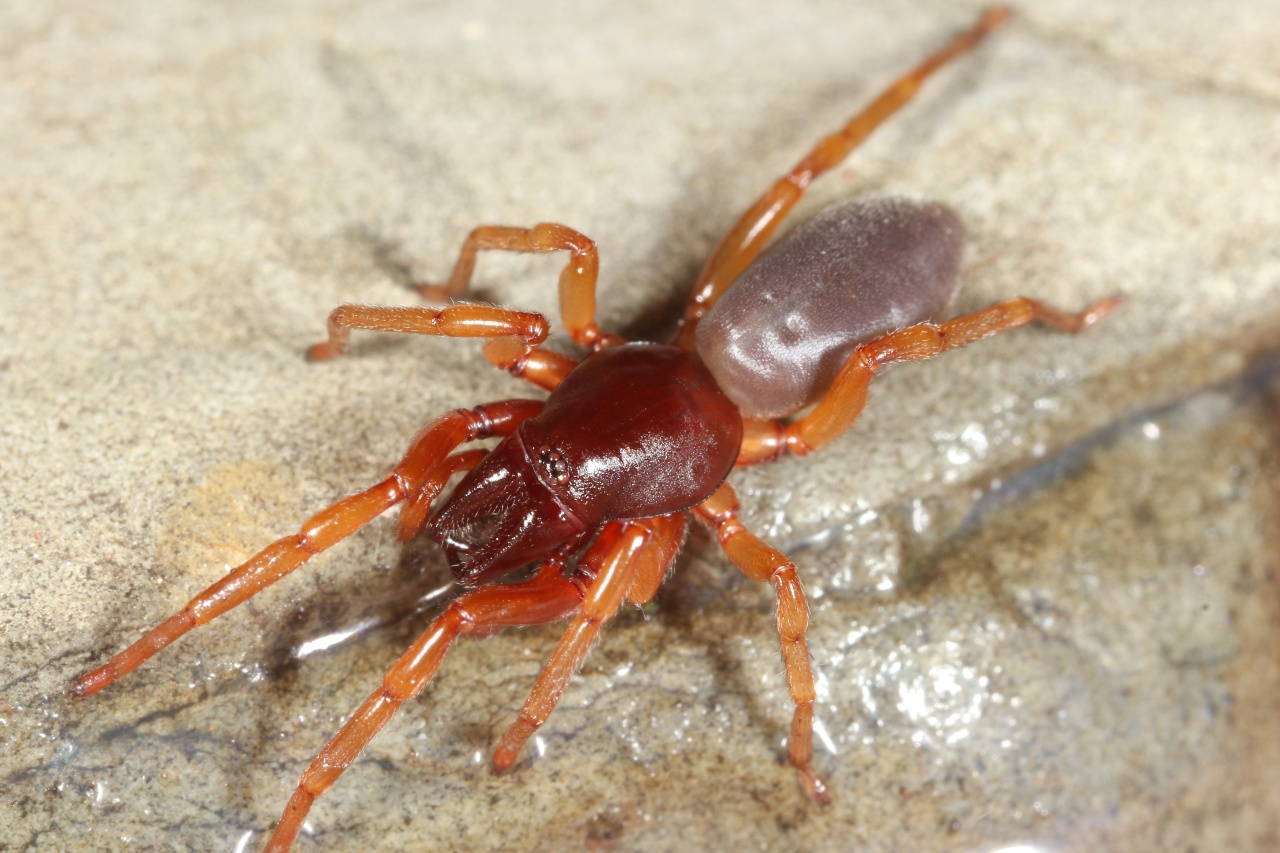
[537,447,570,485]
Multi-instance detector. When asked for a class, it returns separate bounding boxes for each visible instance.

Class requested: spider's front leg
[72,399,540,698]
[266,514,683,852]
[264,558,584,853]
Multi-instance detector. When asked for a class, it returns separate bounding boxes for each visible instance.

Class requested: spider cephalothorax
[429,344,741,585]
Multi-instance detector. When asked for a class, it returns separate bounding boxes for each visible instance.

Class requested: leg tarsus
[1041,294,1125,332]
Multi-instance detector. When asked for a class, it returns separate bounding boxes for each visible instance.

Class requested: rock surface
[2,2,1278,851]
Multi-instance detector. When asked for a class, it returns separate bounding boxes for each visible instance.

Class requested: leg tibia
[418,225,531,301]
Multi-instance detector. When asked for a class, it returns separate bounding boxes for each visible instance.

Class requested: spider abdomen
[696,196,965,419]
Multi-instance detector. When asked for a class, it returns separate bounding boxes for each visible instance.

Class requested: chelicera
[74,8,1120,850]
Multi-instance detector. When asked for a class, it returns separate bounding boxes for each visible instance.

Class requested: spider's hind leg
[736,294,1123,465]
[673,7,1011,349]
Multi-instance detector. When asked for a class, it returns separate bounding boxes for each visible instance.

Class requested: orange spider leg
[417,222,625,351]
[491,519,654,771]
[486,344,579,392]
[265,558,585,853]
[396,449,486,542]
[694,482,827,805]
[72,399,542,698]
[736,295,1124,465]
[307,302,549,361]
[625,513,688,606]
[673,7,1011,350]
[306,289,578,391]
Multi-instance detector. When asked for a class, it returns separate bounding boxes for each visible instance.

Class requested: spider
[73,7,1120,850]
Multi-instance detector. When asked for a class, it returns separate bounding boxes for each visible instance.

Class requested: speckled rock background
[1,2,1278,852]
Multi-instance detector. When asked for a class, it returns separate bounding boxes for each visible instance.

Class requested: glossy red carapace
[430,343,742,586]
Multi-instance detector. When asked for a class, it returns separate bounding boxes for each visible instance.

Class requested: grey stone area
[2,1,1278,851]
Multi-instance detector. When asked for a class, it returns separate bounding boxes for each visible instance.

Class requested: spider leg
[491,518,658,772]
[265,558,586,853]
[416,222,625,351]
[673,7,1010,350]
[624,513,688,607]
[396,449,486,542]
[268,517,675,851]
[305,301,578,391]
[694,482,828,805]
[72,399,541,698]
[736,295,1124,465]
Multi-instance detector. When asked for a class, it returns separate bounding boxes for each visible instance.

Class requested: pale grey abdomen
[695,197,966,419]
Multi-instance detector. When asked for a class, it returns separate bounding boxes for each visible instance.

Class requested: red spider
[73,8,1119,850]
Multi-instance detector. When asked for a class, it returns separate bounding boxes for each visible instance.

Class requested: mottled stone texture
[1,2,1278,852]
